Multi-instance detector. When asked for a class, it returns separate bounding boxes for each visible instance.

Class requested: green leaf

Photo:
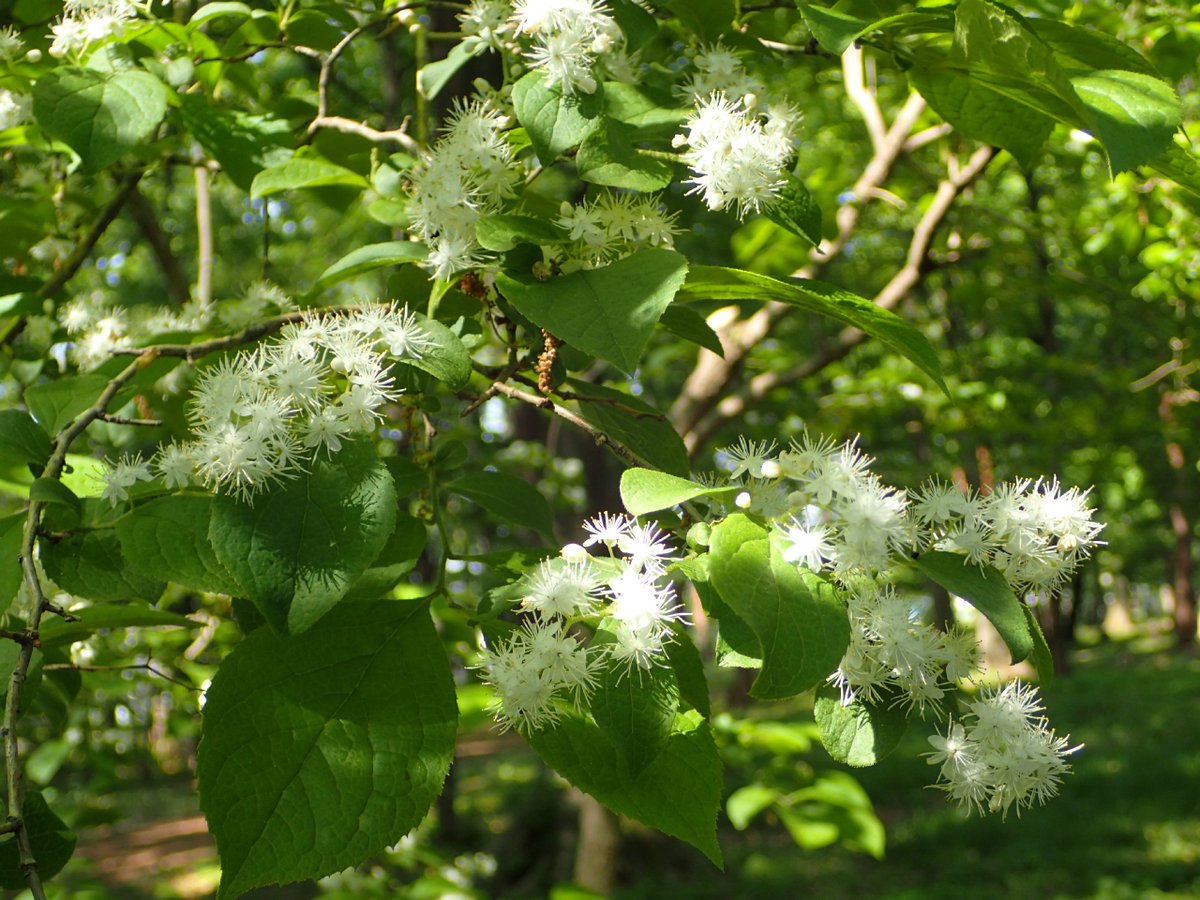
[1029,18,1159,76]
[915,550,1034,664]
[116,494,243,596]
[498,249,689,373]
[764,173,823,247]
[511,71,604,163]
[209,441,396,634]
[1148,142,1200,198]
[813,685,909,767]
[708,514,850,700]
[657,305,724,357]
[0,792,76,889]
[908,66,1054,169]
[727,784,779,831]
[197,600,457,900]
[1022,603,1054,683]
[568,379,691,477]
[446,471,555,541]
[418,41,475,101]
[664,0,734,42]
[29,478,81,520]
[32,67,168,169]
[1072,70,1180,174]
[663,623,710,718]
[25,374,109,435]
[796,3,871,55]
[251,157,368,199]
[178,94,293,192]
[602,82,687,136]
[0,514,24,617]
[610,0,658,50]
[620,469,736,516]
[577,121,674,191]
[0,409,51,469]
[395,314,472,388]
[309,241,428,294]
[39,603,198,648]
[528,709,723,866]
[188,1,252,27]
[475,215,569,252]
[342,514,426,602]
[678,267,948,395]
[40,530,166,603]
[589,648,680,776]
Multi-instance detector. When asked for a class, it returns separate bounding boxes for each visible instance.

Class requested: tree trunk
[1170,503,1197,645]
[572,793,620,895]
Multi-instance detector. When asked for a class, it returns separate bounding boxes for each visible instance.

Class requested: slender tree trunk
[573,794,620,894]
[1169,503,1197,645]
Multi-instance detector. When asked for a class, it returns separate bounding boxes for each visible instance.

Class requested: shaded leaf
[915,550,1034,664]
[446,471,555,540]
[569,380,691,477]
[40,603,198,649]
[0,792,76,889]
[0,409,51,469]
[814,685,909,767]
[32,67,168,169]
[528,709,723,866]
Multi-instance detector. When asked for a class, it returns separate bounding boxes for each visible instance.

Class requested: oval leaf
[0,409,51,468]
[251,157,368,199]
[32,68,168,169]
[197,600,457,899]
[708,514,850,699]
[498,249,689,373]
[446,470,555,540]
[813,685,909,767]
[620,468,735,516]
[527,709,723,867]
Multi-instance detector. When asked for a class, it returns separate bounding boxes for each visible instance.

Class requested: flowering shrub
[0,0,1188,896]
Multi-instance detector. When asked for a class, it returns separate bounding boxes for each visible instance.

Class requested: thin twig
[307,115,420,153]
[97,414,163,427]
[43,661,200,691]
[465,382,644,468]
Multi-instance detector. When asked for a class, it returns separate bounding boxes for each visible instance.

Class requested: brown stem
[127,185,191,306]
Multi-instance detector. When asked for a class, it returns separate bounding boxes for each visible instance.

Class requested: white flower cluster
[717,432,1102,714]
[674,93,800,218]
[407,100,517,280]
[926,681,1078,817]
[0,88,31,132]
[683,41,763,101]
[98,306,431,504]
[49,0,136,59]
[458,0,516,56]
[511,0,624,95]
[478,512,684,732]
[553,192,678,270]
[913,477,1105,594]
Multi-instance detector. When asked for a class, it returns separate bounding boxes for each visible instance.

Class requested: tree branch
[38,170,144,302]
[127,185,191,306]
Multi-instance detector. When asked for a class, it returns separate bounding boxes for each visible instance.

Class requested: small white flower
[101,454,154,507]
[582,511,631,548]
